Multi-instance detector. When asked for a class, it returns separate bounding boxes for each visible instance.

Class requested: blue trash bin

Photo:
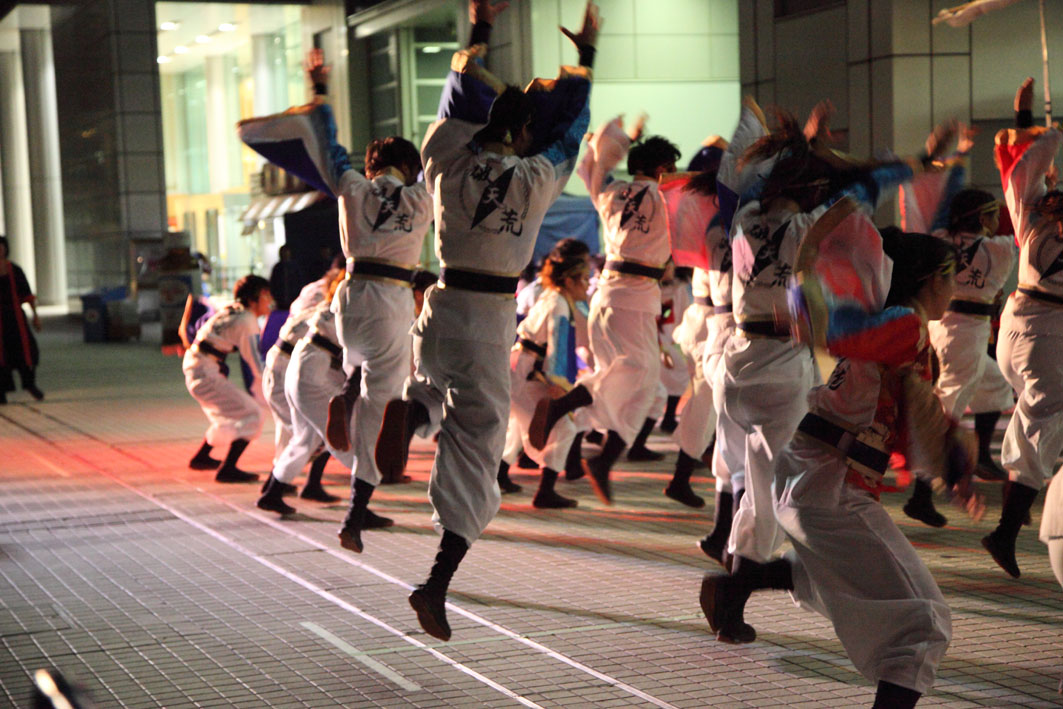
[80,294,106,342]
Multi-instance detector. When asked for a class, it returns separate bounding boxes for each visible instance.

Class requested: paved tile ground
[1,318,1061,708]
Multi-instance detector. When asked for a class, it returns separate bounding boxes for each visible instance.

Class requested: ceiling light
[159,21,179,31]
[421,46,441,54]
[218,23,237,32]
[195,34,211,44]
[157,55,172,64]
[173,45,189,54]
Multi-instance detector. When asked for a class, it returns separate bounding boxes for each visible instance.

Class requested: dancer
[660,139,729,508]
[719,102,957,584]
[0,236,43,404]
[984,77,1063,578]
[655,260,691,436]
[184,275,272,482]
[530,115,678,503]
[374,0,597,641]
[702,224,972,709]
[505,244,591,509]
[238,49,433,547]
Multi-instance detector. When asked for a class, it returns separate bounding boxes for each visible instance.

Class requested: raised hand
[305,48,329,86]
[627,113,647,143]
[803,100,835,144]
[560,1,601,49]
[925,118,959,161]
[1015,76,1034,113]
[470,0,509,25]
[957,123,979,154]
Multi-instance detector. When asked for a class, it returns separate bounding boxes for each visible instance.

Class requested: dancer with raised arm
[373,0,598,640]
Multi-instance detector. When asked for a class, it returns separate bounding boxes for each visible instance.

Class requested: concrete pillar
[0,46,36,291]
[205,55,231,192]
[20,28,67,305]
[252,33,287,116]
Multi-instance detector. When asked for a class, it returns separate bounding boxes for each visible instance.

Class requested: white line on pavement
[202,493,680,709]
[300,622,422,692]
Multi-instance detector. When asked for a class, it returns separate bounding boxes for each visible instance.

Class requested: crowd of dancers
[177,2,1063,706]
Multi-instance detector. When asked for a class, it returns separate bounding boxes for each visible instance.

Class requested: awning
[239,191,329,234]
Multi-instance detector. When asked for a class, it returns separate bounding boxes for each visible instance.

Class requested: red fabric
[0,262,33,368]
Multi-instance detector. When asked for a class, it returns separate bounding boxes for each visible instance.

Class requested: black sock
[552,384,593,417]
[630,418,656,450]
[663,395,680,421]
[597,430,627,468]
[731,555,794,592]
[423,529,468,596]
[538,468,559,495]
[564,433,584,476]
[343,477,375,530]
[671,450,697,486]
[974,411,1001,459]
[307,451,329,488]
[872,681,921,709]
[219,439,250,471]
[193,440,214,460]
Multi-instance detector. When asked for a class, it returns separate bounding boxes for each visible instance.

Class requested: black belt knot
[946,299,994,316]
[693,295,714,307]
[604,259,666,281]
[347,259,416,284]
[439,267,519,294]
[518,338,547,358]
[310,333,344,370]
[797,412,889,474]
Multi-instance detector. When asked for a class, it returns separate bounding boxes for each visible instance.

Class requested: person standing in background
[0,235,43,404]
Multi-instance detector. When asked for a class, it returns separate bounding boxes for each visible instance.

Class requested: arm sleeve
[237,316,265,385]
[830,161,915,212]
[13,265,34,303]
[998,128,1063,243]
[436,46,503,124]
[718,103,770,232]
[237,102,354,198]
[577,117,630,208]
[544,308,579,384]
[824,304,926,368]
[930,160,968,232]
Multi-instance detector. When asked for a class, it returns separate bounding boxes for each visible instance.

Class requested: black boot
[698,490,734,568]
[260,476,297,496]
[215,439,257,482]
[338,478,376,553]
[973,411,1007,480]
[21,368,43,401]
[564,433,585,481]
[1001,480,1033,526]
[903,478,947,527]
[872,681,921,709]
[583,430,626,505]
[189,440,222,471]
[257,476,296,515]
[700,555,793,644]
[409,530,468,641]
[497,460,522,494]
[665,450,704,508]
[626,418,664,462]
[659,395,681,433]
[301,452,340,502]
[516,449,538,469]
[326,366,361,452]
[533,468,578,509]
[528,384,593,450]
[375,398,429,484]
[982,482,1039,578]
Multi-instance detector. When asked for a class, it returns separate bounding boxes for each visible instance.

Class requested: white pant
[675,345,716,460]
[404,324,510,545]
[501,413,523,466]
[929,314,1013,417]
[1041,471,1063,591]
[509,350,584,471]
[263,348,293,466]
[334,279,415,486]
[660,346,691,398]
[774,443,951,695]
[720,337,815,563]
[273,340,353,484]
[578,304,661,444]
[996,307,1063,490]
[184,356,262,447]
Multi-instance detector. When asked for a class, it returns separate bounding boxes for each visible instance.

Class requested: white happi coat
[274,304,353,483]
[404,66,588,543]
[995,127,1063,490]
[509,289,589,471]
[333,169,433,486]
[929,228,1016,417]
[183,304,266,447]
[263,307,317,465]
[575,118,671,443]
